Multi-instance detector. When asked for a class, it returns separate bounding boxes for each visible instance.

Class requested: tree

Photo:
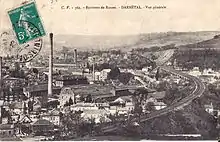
[69,97,73,106]
[23,102,27,114]
[118,72,133,85]
[84,94,92,103]
[155,67,160,81]
[97,63,110,71]
[134,104,143,123]
[107,66,120,80]
[64,101,69,107]
[47,100,60,108]
[145,102,155,112]
[28,100,34,112]
[32,68,39,74]
[80,96,85,102]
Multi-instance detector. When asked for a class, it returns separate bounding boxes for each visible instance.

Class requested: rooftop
[25,84,61,92]
[56,75,87,81]
[81,109,110,117]
[148,91,166,99]
[113,96,133,104]
[101,69,111,72]
[33,119,54,126]
[67,84,115,98]
[0,124,14,130]
[9,102,23,109]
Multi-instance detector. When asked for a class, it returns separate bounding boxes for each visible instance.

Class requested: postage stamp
[7,2,46,44]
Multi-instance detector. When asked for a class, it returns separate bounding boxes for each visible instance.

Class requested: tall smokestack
[92,57,95,81]
[0,57,2,99]
[74,48,77,64]
[48,33,53,97]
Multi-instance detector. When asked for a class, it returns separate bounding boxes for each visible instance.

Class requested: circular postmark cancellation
[18,37,43,63]
[0,29,43,63]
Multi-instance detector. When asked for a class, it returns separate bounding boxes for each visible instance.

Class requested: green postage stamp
[8,2,46,44]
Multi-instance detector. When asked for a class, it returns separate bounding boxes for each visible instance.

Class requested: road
[100,66,206,133]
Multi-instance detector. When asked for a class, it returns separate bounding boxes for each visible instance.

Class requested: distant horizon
[1,29,220,36]
[54,30,220,36]
[1,0,220,35]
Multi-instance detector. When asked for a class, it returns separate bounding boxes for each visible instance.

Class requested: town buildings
[59,84,115,107]
[23,84,61,107]
[55,75,89,87]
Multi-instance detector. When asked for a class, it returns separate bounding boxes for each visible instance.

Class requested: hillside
[132,31,220,49]
[40,31,220,54]
[127,99,218,140]
[178,34,220,49]
[173,35,220,70]
[1,30,220,56]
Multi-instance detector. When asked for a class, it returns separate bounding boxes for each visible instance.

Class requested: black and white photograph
[0,0,220,141]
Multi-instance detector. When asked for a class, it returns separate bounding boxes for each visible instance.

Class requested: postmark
[8,1,45,44]
[0,31,43,63]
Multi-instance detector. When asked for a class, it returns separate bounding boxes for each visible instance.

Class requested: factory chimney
[74,48,77,64]
[0,57,2,99]
[92,57,95,81]
[48,33,53,97]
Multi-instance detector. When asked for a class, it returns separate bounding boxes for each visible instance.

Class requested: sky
[0,0,220,35]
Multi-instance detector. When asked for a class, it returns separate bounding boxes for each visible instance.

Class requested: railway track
[100,67,205,133]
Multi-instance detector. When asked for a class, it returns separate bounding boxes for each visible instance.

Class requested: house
[109,96,134,115]
[41,110,60,126]
[24,84,61,98]
[94,71,101,81]
[142,67,152,73]
[70,103,99,111]
[42,72,60,80]
[0,100,3,122]
[2,87,24,103]
[29,113,40,123]
[153,102,167,110]
[188,67,201,77]
[202,68,219,77]
[13,114,33,136]
[59,84,115,107]
[204,103,214,116]
[0,124,15,138]
[19,114,33,124]
[32,99,42,112]
[143,97,167,111]
[148,91,166,102]
[59,87,75,107]
[204,102,220,118]
[55,75,89,87]
[9,102,25,114]
[10,113,33,125]
[23,84,61,107]
[2,77,25,102]
[81,109,111,124]
[100,69,111,81]
[32,119,55,136]
[115,88,133,97]
[67,102,110,112]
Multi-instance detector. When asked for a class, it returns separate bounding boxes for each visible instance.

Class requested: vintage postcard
[0,0,220,141]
